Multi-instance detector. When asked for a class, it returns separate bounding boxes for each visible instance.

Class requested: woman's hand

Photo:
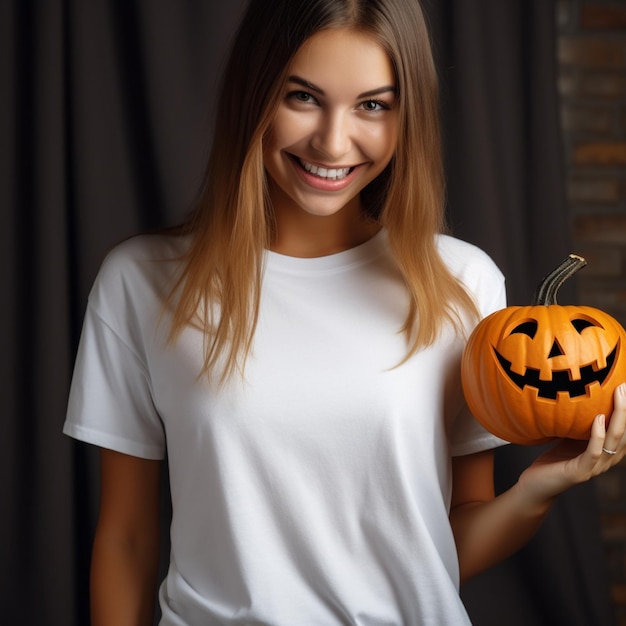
[452,383,626,583]
[516,382,626,509]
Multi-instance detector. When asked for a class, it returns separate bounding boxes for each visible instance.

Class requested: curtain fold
[426,0,574,305]
[3,2,77,623]
[1,1,613,624]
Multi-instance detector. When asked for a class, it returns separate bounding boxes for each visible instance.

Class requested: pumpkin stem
[531,254,587,306]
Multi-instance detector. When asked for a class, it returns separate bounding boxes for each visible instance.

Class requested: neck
[269,189,380,258]
[270,211,381,258]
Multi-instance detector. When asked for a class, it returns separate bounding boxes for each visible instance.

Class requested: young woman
[64,0,626,623]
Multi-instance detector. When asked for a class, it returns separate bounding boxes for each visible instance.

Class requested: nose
[311,110,352,160]
[548,339,564,358]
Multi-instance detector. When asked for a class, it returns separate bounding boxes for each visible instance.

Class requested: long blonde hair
[167,0,478,381]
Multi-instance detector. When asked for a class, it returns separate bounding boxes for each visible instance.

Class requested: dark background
[1,0,615,624]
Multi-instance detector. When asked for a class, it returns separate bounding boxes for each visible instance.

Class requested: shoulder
[436,234,506,315]
[96,233,187,289]
[436,235,502,281]
[89,233,189,324]
[98,233,188,279]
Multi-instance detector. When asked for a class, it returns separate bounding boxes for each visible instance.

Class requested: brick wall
[557,1,626,624]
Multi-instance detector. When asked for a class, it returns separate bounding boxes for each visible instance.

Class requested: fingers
[522,385,626,494]
[603,383,626,458]
[582,413,608,474]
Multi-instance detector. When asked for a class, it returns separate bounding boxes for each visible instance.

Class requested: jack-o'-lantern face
[462,304,626,445]
[494,310,619,402]
[462,305,626,444]
[462,255,626,445]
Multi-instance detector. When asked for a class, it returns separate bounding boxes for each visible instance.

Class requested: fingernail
[599,414,606,427]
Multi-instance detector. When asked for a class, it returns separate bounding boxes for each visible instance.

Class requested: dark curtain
[1,1,613,625]
[426,1,614,624]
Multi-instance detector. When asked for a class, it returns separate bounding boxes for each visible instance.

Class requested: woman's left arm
[450,383,626,585]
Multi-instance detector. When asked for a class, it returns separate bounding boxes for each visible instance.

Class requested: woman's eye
[288,91,315,104]
[360,100,388,112]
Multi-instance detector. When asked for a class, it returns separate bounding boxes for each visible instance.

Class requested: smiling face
[263,28,399,254]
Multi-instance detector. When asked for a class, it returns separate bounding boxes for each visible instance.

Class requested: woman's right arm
[91,448,162,626]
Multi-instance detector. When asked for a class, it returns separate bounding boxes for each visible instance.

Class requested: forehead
[287,28,396,93]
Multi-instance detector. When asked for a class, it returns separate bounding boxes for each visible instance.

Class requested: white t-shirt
[64,230,507,625]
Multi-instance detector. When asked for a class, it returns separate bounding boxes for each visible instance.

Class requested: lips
[493,344,618,400]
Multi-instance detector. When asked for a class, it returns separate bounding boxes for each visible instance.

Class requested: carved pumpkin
[462,255,626,445]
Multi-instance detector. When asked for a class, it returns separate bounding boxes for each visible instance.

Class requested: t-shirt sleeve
[449,252,509,456]
[63,301,166,460]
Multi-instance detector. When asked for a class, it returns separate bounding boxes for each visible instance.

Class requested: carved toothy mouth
[493,344,618,400]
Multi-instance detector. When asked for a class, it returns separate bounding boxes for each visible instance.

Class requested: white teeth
[300,159,351,180]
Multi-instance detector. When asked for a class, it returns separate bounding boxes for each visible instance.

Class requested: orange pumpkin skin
[462,303,626,444]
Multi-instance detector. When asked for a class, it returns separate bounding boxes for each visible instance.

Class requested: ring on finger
[602,447,618,455]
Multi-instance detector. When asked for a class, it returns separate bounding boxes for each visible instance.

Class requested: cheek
[267,109,316,151]
[380,121,398,162]
[366,120,398,163]
[263,118,295,175]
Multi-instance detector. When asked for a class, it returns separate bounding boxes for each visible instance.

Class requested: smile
[493,344,618,400]
[294,156,355,181]
[300,159,352,180]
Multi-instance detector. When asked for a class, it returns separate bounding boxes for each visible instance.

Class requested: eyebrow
[286,75,397,99]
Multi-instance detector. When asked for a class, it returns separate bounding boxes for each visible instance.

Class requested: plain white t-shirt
[64,230,507,625]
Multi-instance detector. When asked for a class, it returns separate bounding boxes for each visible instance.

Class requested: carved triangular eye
[510,321,538,339]
[572,319,596,333]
